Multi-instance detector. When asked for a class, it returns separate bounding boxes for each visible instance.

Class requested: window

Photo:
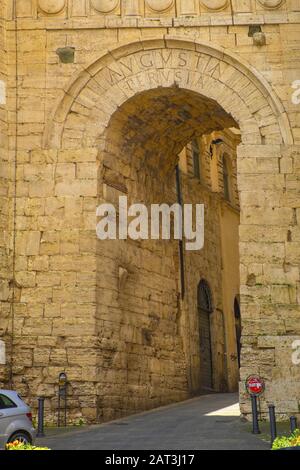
[234,297,242,368]
[198,280,213,314]
[222,155,231,202]
[191,139,201,180]
[0,394,17,409]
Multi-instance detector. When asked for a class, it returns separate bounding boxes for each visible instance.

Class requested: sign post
[246,375,265,435]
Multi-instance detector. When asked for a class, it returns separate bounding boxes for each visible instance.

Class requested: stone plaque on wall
[200,0,229,10]
[38,0,66,14]
[257,0,283,8]
[91,0,119,12]
[146,0,174,12]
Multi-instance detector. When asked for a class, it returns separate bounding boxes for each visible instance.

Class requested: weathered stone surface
[0,3,299,426]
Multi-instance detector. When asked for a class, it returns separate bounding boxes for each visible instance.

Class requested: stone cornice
[3,0,300,28]
[5,11,300,30]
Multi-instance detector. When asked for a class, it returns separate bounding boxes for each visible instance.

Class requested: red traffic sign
[246,375,265,396]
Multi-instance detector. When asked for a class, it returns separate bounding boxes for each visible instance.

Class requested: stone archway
[95,84,239,408]
[44,36,293,150]
[42,36,297,421]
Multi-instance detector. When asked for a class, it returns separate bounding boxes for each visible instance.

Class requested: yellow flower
[291,436,300,447]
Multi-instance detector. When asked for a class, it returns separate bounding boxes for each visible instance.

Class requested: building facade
[0,0,300,423]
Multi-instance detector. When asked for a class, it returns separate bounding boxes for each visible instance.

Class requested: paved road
[37,393,269,450]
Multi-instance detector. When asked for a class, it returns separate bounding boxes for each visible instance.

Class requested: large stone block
[15,231,41,256]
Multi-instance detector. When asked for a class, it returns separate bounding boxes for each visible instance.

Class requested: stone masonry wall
[0,0,10,384]
[238,143,300,419]
[0,0,299,422]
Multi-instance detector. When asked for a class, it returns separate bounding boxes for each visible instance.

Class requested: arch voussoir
[44,37,293,150]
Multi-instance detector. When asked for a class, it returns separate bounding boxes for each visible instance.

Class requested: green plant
[6,440,50,451]
[272,429,300,450]
[75,418,86,426]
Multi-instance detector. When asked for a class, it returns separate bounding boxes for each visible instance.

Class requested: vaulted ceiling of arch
[105,87,237,174]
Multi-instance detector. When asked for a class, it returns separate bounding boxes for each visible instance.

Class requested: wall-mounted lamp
[59,372,67,387]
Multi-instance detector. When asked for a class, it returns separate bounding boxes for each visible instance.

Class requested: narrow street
[37,393,269,450]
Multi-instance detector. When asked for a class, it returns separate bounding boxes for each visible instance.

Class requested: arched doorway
[198,280,214,391]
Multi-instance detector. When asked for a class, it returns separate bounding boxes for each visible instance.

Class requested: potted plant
[6,440,50,451]
[272,429,300,450]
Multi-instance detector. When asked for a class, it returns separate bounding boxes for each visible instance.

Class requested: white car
[0,390,36,449]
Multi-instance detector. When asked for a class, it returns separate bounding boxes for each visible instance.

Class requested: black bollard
[268,404,277,446]
[251,395,261,434]
[36,397,45,438]
[290,416,298,433]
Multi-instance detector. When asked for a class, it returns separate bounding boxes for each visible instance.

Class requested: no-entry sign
[246,375,265,396]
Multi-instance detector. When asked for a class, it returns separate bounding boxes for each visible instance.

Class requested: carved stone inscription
[93,50,229,94]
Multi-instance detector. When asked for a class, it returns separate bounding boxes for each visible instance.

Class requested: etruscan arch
[41,35,295,420]
[44,36,293,150]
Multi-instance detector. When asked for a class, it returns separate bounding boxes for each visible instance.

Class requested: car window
[0,394,17,409]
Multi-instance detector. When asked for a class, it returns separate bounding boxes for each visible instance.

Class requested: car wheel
[7,431,32,445]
